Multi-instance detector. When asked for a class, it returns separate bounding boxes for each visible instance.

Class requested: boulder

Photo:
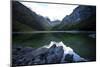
[46,44,64,64]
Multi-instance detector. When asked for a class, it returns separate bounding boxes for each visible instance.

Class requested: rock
[64,54,74,63]
[62,6,96,24]
[12,45,36,65]
[54,46,64,62]
[31,47,48,57]
[45,44,57,64]
[46,44,64,64]
[12,41,87,66]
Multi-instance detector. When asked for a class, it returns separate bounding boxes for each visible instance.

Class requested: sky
[21,2,78,21]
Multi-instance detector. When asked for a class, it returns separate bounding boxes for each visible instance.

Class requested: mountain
[53,5,96,31]
[12,1,51,32]
[49,20,61,27]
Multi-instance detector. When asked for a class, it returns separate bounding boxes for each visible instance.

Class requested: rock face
[12,1,51,32]
[12,45,64,66]
[64,54,73,63]
[56,5,96,31]
[46,44,64,64]
[62,6,96,23]
[12,41,87,66]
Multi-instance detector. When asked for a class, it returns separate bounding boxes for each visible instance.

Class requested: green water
[12,33,96,61]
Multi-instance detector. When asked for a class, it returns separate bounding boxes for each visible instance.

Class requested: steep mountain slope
[53,5,96,31]
[12,1,51,32]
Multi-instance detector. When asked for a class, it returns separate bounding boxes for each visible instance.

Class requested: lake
[12,31,96,61]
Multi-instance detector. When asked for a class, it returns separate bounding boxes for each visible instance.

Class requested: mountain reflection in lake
[13,32,96,61]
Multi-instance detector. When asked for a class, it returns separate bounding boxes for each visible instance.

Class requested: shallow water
[12,32,96,61]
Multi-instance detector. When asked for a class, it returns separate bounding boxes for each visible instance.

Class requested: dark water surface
[12,31,96,61]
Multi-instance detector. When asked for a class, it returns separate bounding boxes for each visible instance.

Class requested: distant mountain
[12,1,51,32]
[49,20,61,27]
[53,5,96,31]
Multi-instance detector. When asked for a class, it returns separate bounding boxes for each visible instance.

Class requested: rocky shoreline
[12,41,87,66]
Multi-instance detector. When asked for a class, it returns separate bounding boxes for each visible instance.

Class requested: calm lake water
[12,31,96,61]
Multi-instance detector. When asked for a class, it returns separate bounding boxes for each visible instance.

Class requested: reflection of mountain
[12,41,87,66]
[53,5,96,31]
[12,1,51,32]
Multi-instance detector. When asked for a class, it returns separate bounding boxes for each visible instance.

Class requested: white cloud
[21,2,78,21]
